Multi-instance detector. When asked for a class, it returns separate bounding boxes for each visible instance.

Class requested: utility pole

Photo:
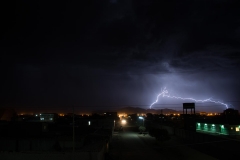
[73,106,75,157]
[161,109,162,129]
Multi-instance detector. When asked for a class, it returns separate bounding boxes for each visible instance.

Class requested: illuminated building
[196,108,240,135]
[40,113,58,122]
[196,123,240,135]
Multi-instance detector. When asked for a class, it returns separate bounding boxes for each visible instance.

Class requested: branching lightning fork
[150,88,228,109]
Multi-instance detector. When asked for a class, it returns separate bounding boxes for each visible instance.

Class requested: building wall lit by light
[196,122,240,135]
[40,113,57,122]
[118,113,128,119]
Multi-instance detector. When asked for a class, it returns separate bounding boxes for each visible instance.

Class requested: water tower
[183,103,196,131]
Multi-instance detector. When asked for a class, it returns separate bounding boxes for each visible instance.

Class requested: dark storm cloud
[68,0,240,75]
[1,0,240,111]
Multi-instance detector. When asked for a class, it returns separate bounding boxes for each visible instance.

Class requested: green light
[221,125,224,128]
[197,123,200,126]
[212,124,215,126]
[205,124,207,125]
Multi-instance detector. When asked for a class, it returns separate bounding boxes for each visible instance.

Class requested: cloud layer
[1,0,240,112]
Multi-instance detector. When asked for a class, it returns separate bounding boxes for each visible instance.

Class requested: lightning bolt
[150,87,228,109]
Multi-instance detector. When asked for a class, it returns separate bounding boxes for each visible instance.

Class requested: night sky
[1,0,240,112]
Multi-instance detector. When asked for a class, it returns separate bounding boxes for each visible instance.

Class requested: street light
[139,117,144,126]
[121,119,126,125]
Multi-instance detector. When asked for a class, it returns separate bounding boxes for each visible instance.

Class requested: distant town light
[139,117,144,119]
[35,114,38,117]
[88,121,91,126]
[212,124,215,126]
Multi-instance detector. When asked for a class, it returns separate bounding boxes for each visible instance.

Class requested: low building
[40,113,58,122]
[105,112,117,117]
[196,122,240,135]
[195,108,240,135]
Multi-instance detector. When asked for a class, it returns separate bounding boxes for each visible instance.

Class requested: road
[109,126,217,160]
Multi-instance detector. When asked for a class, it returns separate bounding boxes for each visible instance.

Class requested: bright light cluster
[150,87,228,109]
[121,119,126,125]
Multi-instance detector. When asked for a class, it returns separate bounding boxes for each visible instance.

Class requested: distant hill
[116,106,182,114]
[0,108,17,121]
[117,107,146,114]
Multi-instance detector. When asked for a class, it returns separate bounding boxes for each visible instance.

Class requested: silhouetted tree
[149,128,170,141]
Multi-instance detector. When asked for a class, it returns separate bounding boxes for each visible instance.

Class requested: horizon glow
[150,88,229,109]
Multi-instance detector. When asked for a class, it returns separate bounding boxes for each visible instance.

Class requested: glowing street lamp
[139,117,144,126]
[121,119,126,125]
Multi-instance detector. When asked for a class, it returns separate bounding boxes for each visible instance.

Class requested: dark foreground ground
[108,126,217,160]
